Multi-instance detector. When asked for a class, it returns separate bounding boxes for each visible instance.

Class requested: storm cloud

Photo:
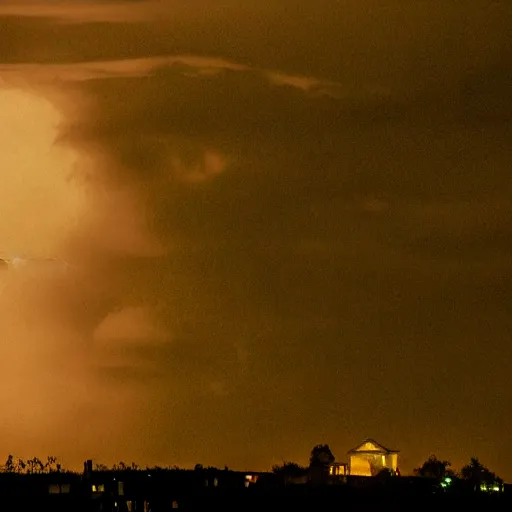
[0,0,511,478]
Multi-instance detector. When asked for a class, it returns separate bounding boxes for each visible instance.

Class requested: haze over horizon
[0,1,511,480]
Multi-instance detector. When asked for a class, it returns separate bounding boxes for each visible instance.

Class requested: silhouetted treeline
[1,455,64,474]
[1,445,506,496]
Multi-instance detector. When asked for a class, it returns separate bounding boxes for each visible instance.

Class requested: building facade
[347,439,399,476]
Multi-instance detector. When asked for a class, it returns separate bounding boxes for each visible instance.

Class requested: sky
[0,0,511,480]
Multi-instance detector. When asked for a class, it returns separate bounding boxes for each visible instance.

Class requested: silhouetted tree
[26,457,45,474]
[414,455,453,480]
[272,462,306,477]
[95,463,109,471]
[26,458,34,474]
[309,444,335,468]
[461,458,503,492]
[308,444,335,483]
[15,458,26,474]
[272,462,307,485]
[3,455,15,473]
[45,455,59,473]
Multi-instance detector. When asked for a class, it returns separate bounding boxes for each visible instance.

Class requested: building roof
[347,438,399,455]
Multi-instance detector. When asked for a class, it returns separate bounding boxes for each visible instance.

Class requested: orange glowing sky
[0,89,83,255]
[0,0,511,481]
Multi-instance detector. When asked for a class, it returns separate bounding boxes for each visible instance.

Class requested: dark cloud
[1,0,511,480]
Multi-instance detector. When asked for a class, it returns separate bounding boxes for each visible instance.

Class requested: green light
[444,477,452,484]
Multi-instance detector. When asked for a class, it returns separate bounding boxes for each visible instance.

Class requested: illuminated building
[328,462,349,477]
[347,439,399,476]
